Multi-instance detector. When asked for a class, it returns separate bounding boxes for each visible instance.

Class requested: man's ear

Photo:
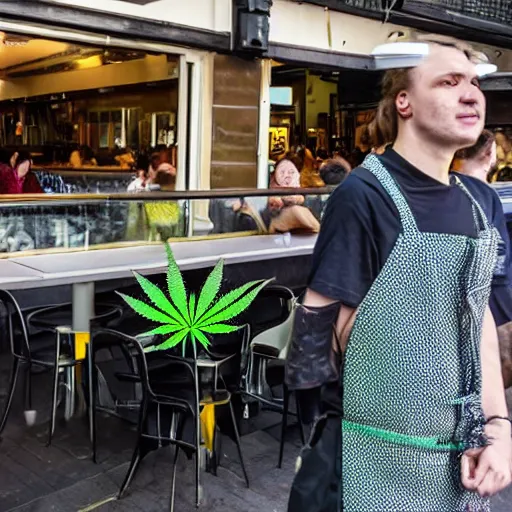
[396,91,412,119]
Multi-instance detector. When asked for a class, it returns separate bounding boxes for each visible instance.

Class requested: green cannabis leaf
[117,242,272,353]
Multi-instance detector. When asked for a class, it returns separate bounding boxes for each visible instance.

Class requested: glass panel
[0,190,333,255]
[0,33,182,193]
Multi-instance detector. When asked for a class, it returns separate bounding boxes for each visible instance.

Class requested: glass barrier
[0,188,334,257]
[32,167,134,194]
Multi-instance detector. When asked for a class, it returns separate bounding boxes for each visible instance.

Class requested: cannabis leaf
[117,242,272,354]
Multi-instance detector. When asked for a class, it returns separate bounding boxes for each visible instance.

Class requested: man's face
[398,45,485,150]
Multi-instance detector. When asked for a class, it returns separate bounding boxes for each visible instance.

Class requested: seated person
[298,147,325,188]
[0,150,43,194]
[69,145,98,168]
[127,152,176,192]
[319,158,350,186]
[127,154,150,192]
[115,147,136,169]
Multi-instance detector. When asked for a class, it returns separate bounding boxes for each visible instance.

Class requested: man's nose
[460,84,481,105]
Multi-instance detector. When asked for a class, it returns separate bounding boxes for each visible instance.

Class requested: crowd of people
[0,144,177,196]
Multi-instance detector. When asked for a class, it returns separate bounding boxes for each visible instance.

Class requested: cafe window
[0,32,183,193]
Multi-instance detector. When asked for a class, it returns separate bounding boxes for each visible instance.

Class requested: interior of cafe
[268,43,512,183]
[0,31,180,194]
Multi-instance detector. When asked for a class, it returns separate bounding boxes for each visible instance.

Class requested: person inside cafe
[0,149,43,194]
[298,147,325,188]
[69,145,98,168]
[146,152,176,189]
[452,129,496,182]
[127,153,150,192]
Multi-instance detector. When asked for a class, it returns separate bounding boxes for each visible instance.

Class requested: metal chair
[0,291,80,445]
[240,285,305,466]
[241,285,296,405]
[91,328,249,510]
[25,301,123,446]
[26,302,123,333]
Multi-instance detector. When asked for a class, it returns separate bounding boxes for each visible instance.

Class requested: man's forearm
[481,306,509,419]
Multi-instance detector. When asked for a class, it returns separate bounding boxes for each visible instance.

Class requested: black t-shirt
[309,148,512,325]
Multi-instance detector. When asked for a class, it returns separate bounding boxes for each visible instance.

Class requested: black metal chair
[24,301,123,446]
[240,285,305,466]
[26,302,123,333]
[0,290,79,445]
[90,328,249,510]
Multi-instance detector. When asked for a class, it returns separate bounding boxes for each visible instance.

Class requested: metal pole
[72,282,95,332]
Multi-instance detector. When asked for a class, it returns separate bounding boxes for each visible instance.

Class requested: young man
[288,39,512,510]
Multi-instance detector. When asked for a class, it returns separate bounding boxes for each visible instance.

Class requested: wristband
[486,415,512,426]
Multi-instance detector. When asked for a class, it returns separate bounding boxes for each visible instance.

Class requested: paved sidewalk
[1,372,512,511]
[0,372,300,512]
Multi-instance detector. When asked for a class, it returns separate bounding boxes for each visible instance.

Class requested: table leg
[72,282,95,332]
[71,282,95,441]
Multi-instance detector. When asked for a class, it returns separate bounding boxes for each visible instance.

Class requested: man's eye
[441,79,457,86]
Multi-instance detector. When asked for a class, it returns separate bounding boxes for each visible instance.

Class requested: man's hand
[461,421,512,497]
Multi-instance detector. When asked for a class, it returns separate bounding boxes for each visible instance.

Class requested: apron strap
[451,175,490,233]
[361,154,418,235]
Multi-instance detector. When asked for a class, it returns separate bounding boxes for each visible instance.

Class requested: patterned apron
[341,155,499,512]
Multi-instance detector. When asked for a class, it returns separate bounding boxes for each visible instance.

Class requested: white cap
[371,42,497,77]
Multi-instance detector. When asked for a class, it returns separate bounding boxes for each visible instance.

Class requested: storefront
[0,0,241,192]
[258,0,512,185]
